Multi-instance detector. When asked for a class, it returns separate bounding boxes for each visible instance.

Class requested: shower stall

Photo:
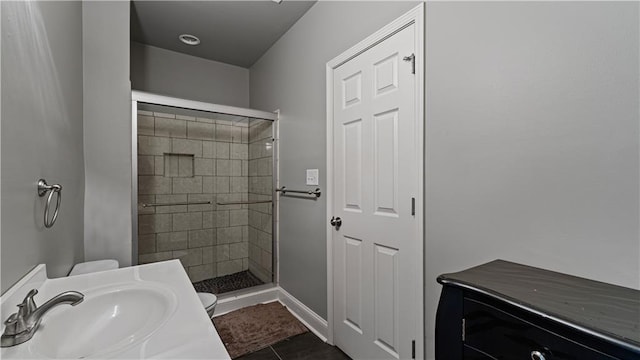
[131,91,277,294]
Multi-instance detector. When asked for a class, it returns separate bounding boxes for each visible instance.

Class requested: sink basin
[29,282,177,359]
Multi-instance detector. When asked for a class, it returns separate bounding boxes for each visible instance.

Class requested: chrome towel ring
[37,179,62,228]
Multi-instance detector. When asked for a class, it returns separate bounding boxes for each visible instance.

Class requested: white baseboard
[278,287,329,342]
[213,286,279,317]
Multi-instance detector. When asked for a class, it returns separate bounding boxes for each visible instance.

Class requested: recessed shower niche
[134,96,276,295]
[163,153,195,178]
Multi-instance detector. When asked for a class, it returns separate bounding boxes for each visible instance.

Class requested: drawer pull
[531,350,546,360]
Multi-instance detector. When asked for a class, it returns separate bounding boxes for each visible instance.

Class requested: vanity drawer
[463,298,618,360]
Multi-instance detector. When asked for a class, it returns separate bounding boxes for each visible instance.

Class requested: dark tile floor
[237,332,351,360]
[193,270,264,294]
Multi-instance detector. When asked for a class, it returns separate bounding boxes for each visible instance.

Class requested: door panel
[343,71,363,108]
[373,109,399,217]
[374,244,399,357]
[374,54,399,96]
[332,23,417,360]
[345,236,364,333]
[343,119,363,212]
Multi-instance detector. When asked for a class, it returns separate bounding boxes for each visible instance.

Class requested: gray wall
[82,1,132,267]
[424,2,639,357]
[251,0,639,357]
[131,42,250,108]
[1,1,85,293]
[250,1,418,319]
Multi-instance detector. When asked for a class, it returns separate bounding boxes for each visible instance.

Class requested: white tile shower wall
[137,110,253,282]
[248,119,274,283]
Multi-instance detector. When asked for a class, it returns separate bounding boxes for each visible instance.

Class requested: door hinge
[411,340,416,359]
[411,197,416,216]
[462,318,466,342]
[403,53,415,74]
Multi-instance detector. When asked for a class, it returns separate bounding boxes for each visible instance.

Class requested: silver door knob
[330,216,342,230]
[531,351,546,360]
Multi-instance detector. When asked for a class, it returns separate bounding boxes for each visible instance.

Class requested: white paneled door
[331,22,421,360]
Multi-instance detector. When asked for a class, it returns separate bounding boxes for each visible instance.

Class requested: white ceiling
[131,1,316,68]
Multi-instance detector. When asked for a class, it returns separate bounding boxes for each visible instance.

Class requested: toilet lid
[68,259,119,276]
[197,292,218,309]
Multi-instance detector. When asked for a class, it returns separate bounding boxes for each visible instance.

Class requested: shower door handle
[330,216,342,230]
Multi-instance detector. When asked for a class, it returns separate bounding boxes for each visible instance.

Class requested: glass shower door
[135,103,274,294]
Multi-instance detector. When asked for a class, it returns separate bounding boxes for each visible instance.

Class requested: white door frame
[325,3,425,358]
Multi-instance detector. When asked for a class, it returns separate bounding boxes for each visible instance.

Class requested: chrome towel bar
[141,201,211,208]
[276,186,321,198]
[216,200,273,205]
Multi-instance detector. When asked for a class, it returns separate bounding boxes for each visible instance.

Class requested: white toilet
[197,292,218,318]
[68,259,119,276]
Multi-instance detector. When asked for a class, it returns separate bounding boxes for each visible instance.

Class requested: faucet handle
[3,312,27,336]
[3,313,18,331]
[23,289,38,301]
[19,289,38,317]
[1,289,37,336]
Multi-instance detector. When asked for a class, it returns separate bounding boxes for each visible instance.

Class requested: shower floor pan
[193,270,265,294]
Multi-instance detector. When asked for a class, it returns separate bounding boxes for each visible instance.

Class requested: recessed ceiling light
[179,34,200,46]
[272,0,283,3]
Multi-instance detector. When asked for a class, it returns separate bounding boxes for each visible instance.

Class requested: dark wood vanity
[435,260,640,360]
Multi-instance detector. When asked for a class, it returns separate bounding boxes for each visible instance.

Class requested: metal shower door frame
[130,91,279,285]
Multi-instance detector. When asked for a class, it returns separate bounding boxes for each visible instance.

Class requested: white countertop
[0,260,231,359]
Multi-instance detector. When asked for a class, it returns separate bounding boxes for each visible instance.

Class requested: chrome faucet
[1,288,84,347]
